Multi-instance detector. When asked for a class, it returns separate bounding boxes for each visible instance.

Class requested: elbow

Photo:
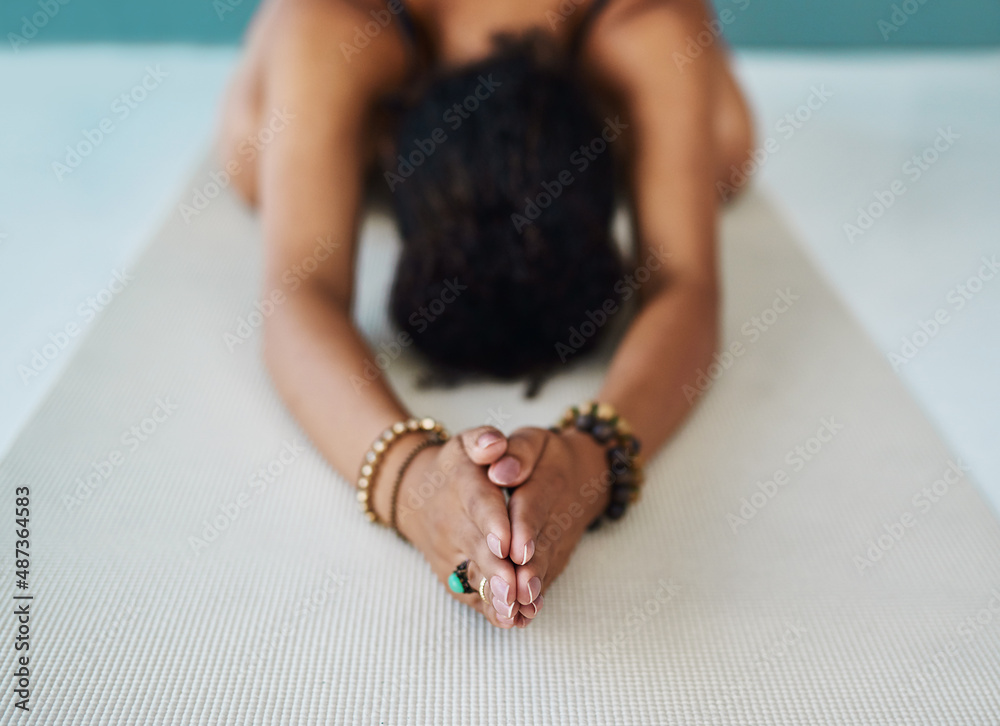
[260,276,351,372]
[646,267,720,314]
[691,276,721,348]
[687,274,720,313]
[649,271,721,354]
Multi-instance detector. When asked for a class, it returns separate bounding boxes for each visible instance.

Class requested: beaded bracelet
[552,401,643,529]
[357,417,449,524]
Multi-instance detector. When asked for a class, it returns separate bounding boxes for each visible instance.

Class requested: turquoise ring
[448,560,475,594]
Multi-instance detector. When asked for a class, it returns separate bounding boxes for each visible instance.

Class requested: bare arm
[255,2,423,519]
[252,7,531,623]
[498,2,729,605]
[585,0,725,455]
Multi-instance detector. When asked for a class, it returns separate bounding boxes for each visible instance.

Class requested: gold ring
[479,577,489,603]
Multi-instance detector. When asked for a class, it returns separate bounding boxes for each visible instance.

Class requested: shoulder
[581,0,712,97]
[261,0,411,101]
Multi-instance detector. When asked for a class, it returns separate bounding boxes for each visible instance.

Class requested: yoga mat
[1,166,999,725]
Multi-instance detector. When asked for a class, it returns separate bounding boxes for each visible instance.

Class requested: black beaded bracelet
[552,401,643,530]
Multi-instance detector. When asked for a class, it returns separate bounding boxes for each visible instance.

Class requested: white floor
[1,46,998,511]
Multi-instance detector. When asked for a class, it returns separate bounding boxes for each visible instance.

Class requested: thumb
[458,426,508,466]
[487,427,551,488]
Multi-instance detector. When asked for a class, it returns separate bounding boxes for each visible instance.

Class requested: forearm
[263,284,425,518]
[596,279,719,457]
[589,2,722,457]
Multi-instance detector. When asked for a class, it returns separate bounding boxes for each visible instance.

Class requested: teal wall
[3,0,999,46]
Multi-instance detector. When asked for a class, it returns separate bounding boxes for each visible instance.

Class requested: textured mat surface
[1,174,999,724]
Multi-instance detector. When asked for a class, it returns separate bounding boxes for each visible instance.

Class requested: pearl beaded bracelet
[357,417,449,524]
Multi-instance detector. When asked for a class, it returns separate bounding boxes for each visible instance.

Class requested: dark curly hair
[385,31,624,395]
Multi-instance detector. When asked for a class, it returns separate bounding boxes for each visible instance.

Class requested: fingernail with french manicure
[527,577,541,604]
[487,533,503,559]
[491,575,510,604]
[493,597,515,619]
[520,540,535,566]
[477,431,502,450]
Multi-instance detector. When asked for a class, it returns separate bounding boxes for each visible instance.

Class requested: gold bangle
[357,417,448,524]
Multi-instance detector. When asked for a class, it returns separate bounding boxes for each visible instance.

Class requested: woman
[218,0,753,628]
